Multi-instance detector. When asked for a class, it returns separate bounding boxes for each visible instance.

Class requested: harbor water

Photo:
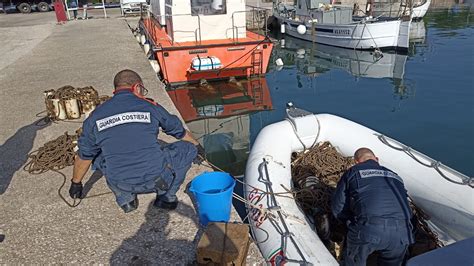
[169,7,474,179]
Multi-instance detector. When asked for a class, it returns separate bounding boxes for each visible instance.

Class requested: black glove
[69,180,83,199]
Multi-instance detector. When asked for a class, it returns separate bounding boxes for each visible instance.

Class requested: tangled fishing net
[44,85,110,120]
[291,142,443,261]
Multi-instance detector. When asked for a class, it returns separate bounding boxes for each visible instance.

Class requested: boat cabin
[149,0,247,42]
[292,0,353,24]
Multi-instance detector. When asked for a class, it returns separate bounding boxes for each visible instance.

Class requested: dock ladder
[250,49,263,77]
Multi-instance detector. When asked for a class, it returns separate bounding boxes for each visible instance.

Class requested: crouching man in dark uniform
[332,148,414,266]
[69,69,198,213]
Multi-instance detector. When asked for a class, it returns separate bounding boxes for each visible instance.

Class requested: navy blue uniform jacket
[77,91,186,186]
[332,160,413,223]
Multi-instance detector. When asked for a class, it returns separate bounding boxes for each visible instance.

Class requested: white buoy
[275,58,284,66]
[64,99,81,119]
[52,99,67,120]
[297,48,306,58]
[135,34,141,42]
[211,0,223,10]
[297,24,307,35]
[149,60,160,73]
[280,39,285,48]
[280,24,286,34]
[140,35,146,45]
[144,43,150,54]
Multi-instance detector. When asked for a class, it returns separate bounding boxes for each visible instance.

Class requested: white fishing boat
[272,0,411,50]
[244,104,474,264]
[412,0,431,20]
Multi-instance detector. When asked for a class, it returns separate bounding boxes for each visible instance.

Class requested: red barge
[137,0,274,87]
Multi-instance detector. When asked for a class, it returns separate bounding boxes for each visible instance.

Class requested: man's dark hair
[113,69,142,88]
[354,147,376,162]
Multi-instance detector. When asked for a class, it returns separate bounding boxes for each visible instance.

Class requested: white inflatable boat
[244,104,474,265]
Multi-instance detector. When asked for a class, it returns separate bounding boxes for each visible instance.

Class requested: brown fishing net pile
[290,142,443,261]
[291,142,353,215]
[44,85,110,120]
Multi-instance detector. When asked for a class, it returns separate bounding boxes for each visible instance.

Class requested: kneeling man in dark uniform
[69,69,198,212]
[332,148,414,266]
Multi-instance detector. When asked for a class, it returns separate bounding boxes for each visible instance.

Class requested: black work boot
[121,197,139,213]
[153,198,178,210]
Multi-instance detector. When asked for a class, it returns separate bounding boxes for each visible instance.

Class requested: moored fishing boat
[244,104,474,264]
[136,0,273,87]
[271,0,411,51]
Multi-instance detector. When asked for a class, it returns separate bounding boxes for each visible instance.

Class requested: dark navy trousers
[343,219,411,266]
[97,141,197,206]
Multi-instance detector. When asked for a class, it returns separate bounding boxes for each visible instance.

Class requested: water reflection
[424,5,474,31]
[410,21,428,44]
[168,78,272,175]
[409,21,428,56]
[269,35,415,100]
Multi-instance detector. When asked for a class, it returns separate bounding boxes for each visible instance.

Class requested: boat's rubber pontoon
[245,105,473,264]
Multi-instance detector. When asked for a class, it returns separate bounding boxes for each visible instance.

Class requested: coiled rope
[23,132,81,207]
[23,129,112,207]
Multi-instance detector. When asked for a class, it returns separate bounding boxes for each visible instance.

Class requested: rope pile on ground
[23,130,81,207]
[291,141,443,260]
[23,132,78,174]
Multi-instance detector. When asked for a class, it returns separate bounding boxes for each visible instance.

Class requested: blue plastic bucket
[190,172,236,226]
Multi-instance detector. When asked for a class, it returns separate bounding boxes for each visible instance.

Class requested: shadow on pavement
[110,201,202,265]
[0,118,50,195]
[82,170,104,197]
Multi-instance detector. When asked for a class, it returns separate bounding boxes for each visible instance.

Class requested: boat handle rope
[259,159,312,265]
[377,134,474,188]
[285,113,321,152]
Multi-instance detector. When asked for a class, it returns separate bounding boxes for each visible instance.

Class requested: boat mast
[398,0,414,17]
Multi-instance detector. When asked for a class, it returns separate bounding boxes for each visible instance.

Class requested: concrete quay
[0,9,263,264]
